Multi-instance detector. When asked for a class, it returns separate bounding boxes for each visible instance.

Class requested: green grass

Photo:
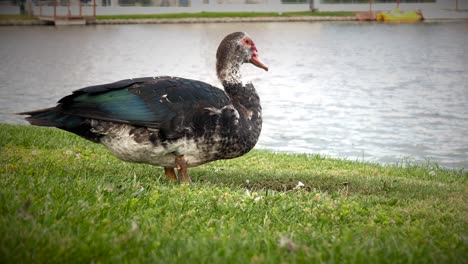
[0,11,354,22]
[96,11,355,20]
[0,123,466,263]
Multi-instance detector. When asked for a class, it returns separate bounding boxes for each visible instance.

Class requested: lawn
[0,11,354,22]
[96,11,355,20]
[0,123,466,263]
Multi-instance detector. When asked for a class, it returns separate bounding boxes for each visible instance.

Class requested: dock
[37,16,88,25]
[36,0,96,26]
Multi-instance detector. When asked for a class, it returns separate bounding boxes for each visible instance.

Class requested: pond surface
[1,22,467,169]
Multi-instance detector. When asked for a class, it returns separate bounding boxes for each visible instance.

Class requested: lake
[1,21,467,169]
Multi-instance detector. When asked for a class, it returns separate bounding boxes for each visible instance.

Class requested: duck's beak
[250,46,268,71]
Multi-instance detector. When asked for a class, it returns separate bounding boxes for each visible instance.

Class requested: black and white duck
[19,32,268,183]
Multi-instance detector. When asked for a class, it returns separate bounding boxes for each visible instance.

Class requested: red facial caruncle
[241,36,268,71]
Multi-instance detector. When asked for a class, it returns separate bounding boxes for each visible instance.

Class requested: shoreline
[92,16,357,24]
[0,16,356,26]
[2,16,468,26]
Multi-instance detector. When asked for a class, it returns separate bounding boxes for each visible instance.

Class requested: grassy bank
[0,12,355,25]
[0,123,466,263]
[96,11,355,20]
[0,11,354,22]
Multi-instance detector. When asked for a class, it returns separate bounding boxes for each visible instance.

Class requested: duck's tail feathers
[17,106,82,128]
[17,107,101,142]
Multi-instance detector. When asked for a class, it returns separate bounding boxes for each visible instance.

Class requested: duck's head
[216,32,268,85]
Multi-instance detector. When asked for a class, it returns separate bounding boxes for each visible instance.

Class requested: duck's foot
[175,156,193,184]
[164,167,178,182]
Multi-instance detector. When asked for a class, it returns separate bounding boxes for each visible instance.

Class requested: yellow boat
[376,9,423,22]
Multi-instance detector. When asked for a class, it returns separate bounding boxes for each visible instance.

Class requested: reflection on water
[1,22,467,168]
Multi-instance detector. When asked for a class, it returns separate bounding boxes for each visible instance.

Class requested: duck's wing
[22,76,232,140]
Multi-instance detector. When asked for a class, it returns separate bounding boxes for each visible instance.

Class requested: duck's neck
[217,60,260,109]
[217,56,243,85]
[221,80,261,122]
[216,61,262,157]
[222,81,251,99]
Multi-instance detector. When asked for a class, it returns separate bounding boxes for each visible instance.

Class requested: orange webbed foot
[175,156,193,184]
[164,167,178,182]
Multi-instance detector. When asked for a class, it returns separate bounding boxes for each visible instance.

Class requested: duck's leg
[164,167,178,182]
[175,156,193,184]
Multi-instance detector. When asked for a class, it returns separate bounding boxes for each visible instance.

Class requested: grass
[0,11,354,22]
[96,11,355,20]
[0,123,466,263]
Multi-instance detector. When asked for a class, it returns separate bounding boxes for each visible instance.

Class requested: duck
[19,32,268,184]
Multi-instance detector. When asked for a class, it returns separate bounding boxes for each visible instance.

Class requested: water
[1,22,467,169]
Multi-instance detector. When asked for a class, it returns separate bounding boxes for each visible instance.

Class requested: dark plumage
[19,32,268,183]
